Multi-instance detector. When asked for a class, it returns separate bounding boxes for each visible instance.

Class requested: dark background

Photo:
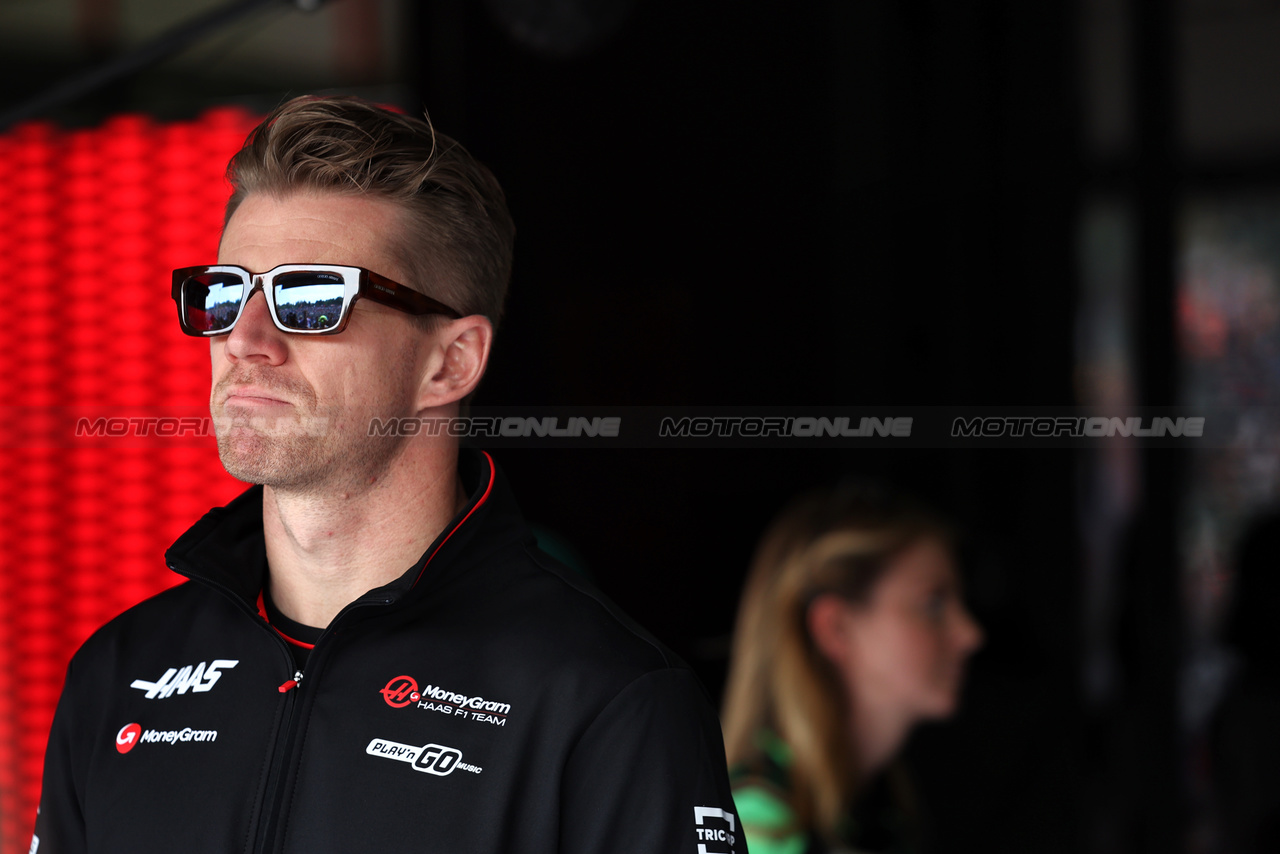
[427,4,1087,852]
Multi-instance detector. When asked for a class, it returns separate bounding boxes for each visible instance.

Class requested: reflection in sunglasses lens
[274,272,345,331]
[187,274,243,332]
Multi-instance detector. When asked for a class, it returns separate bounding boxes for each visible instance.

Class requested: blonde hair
[224,95,515,328]
[721,485,950,843]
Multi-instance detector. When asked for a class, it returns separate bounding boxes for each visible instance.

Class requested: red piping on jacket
[257,450,495,672]
[411,450,496,589]
[256,590,316,650]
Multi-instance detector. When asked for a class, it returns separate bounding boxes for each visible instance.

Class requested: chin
[920,689,961,720]
[217,437,316,488]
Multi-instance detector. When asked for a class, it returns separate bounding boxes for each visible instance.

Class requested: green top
[732,731,819,854]
[730,730,919,854]
[733,783,810,854]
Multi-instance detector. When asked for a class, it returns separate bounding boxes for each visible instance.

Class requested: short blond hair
[225,95,515,328]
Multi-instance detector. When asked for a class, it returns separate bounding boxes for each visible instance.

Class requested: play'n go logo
[381,675,421,708]
[116,723,142,754]
[365,738,481,777]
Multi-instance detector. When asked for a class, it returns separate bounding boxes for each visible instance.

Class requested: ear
[415,314,494,410]
[806,593,854,668]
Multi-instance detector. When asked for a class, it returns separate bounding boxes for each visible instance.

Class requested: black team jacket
[33,450,745,854]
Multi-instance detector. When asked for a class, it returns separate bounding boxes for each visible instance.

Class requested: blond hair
[721,485,950,843]
[224,95,515,328]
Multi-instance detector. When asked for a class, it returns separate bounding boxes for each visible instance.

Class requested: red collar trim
[254,450,495,637]
[411,450,496,589]
[256,590,317,650]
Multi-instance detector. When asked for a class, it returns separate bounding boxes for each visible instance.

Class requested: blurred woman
[721,485,983,854]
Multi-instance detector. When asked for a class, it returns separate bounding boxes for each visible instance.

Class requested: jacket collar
[165,448,532,614]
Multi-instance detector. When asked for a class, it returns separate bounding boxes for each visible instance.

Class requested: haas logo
[131,659,238,699]
[381,676,421,708]
[115,723,142,754]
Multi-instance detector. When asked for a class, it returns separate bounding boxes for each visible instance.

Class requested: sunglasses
[172,264,462,336]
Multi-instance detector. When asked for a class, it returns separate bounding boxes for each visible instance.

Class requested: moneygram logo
[116,723,142,754]
[113,722,218,754]
[381,675,421,708]
[379,675,512,726]
[365,738,481,777]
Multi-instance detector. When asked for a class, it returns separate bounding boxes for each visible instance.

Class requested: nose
[222,284,288,365]
[955,604,984,655]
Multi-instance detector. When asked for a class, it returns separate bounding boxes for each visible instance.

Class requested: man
[33,96,744,854]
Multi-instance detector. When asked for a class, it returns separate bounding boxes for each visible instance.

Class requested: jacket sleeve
[558,667,747,854]
[31,659,88,854]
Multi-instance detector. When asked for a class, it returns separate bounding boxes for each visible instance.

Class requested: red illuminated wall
[0,109,260,854]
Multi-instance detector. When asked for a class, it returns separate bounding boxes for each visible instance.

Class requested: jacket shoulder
[436,539,697,705]
[64,580,244,679]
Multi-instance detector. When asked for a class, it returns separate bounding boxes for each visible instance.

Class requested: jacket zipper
[159,567,308,854]
[250,600,387,854]
[253,658,304,854]
[165,564,399,854]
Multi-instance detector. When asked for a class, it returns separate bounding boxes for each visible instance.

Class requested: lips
[222,387,294,407]
[212,366,317,414]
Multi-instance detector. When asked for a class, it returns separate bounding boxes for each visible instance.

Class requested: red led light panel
[0,108,260,854]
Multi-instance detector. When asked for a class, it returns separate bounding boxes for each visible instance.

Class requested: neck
[262,440,464,629]
[848,690,914,781]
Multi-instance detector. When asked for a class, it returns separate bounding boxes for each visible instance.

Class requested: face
[210,191,427,492]
[833,538,983,721]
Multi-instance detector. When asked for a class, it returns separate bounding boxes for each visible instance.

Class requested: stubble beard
[211,369,412,494]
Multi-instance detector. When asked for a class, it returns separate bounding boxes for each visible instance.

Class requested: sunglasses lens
[183,273,244,333]
[273,271,347,331]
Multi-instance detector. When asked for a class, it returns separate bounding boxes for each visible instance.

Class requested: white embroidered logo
[694,806,738,854]
[365,738,482,777]
[130,660,239,699]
